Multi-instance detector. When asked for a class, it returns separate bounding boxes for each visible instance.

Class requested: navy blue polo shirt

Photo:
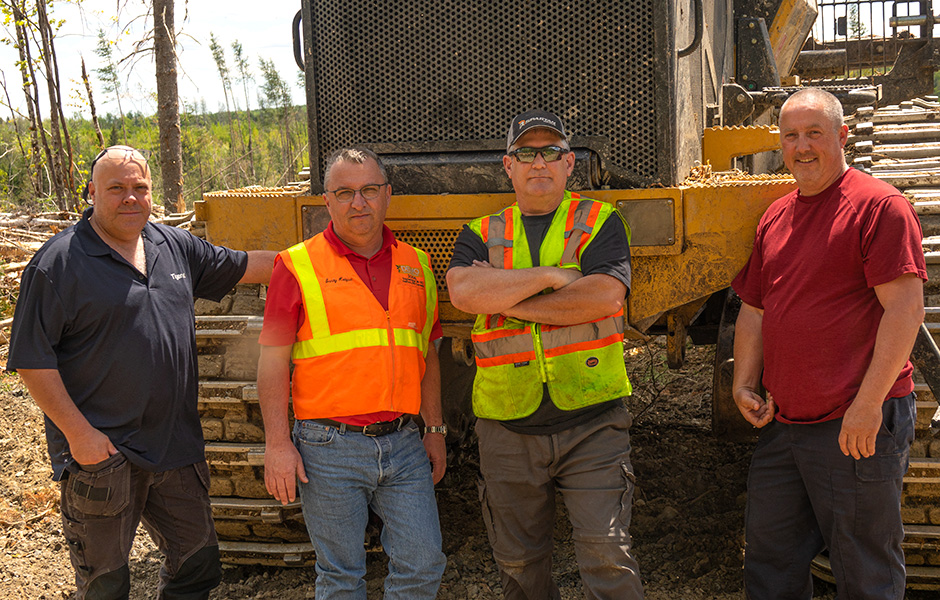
[7,208,248,480]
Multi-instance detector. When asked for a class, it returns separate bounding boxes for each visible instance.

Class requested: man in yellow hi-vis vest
[447,110,644,599]
[258,148,447,599]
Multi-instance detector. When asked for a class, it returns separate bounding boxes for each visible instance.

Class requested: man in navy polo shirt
[7,146,276,600]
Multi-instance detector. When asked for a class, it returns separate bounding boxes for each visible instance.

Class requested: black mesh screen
[308,0,659,188]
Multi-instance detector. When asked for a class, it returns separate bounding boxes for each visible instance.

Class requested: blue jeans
[744,393,915,600]
[293,419,445,599]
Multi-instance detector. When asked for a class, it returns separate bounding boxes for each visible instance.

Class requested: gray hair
[323,148,388,189]
[781,88,845,132]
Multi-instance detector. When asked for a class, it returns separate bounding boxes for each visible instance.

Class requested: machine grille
[309,0,659,187]
[394,229,461,294]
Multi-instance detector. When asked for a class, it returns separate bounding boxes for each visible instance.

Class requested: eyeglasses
[83,146,152,200]
[325,183,388,203]
[508,146,569,163]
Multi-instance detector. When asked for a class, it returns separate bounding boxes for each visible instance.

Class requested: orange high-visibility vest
[466,192,632,420]
[278,234,437,419]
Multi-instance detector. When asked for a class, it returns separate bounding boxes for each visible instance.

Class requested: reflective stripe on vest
[287,244,431,359]
[466,192,632,420]
[278,235,437,419]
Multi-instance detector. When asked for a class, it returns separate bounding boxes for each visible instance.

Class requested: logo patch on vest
[514,361,530,368]
[585,357,599,368]
[395,264,424,287]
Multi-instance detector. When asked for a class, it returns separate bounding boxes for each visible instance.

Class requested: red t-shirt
[259,223,443,425]
[732,168,927,423]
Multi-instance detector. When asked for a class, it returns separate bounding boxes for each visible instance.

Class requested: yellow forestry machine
[192,0,940,587]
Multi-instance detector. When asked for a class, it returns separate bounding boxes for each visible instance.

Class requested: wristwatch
[423,425,448,436]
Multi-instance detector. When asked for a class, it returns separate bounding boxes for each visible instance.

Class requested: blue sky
[1,0,302,119]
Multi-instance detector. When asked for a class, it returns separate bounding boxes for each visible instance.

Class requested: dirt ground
[0,341,933,599]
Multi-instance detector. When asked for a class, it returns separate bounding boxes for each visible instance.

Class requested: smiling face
[503,128,575,215]
[87,148,153,244]
[779,96,848,196]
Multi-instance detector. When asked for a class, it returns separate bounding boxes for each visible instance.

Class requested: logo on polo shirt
[171,273,186,280]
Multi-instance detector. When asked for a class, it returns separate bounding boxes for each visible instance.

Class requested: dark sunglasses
[508,145,569,163]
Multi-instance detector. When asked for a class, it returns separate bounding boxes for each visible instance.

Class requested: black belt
[314,415,410,437]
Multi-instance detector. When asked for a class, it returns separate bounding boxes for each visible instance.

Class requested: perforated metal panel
[394,229,461,293]
[305,0,661,189]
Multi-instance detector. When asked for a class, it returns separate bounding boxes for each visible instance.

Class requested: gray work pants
[476,405,644,600]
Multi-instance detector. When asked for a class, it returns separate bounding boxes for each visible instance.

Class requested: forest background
[4,1,940,214]
[0,0,307,214]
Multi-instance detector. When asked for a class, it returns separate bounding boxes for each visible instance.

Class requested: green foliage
[847,5,868,38]
[258,57,291,109]
[94,29,119,96]
[209,33,231,89]
[0,103,309,210]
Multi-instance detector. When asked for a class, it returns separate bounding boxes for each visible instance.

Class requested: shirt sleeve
[259,257,304,347]
[178,228,249,302]
[447,225,488,270]
[861,194,928,288]
[7,266,66,371]
[578,215,632,295]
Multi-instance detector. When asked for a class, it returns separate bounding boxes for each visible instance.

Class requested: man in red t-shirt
[732,88,926,599]
[257,148,446,598]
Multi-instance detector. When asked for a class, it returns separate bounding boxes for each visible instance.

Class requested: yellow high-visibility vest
[466,192,632,420]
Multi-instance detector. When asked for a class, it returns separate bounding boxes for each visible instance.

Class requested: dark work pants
[60,453,222,600]
[476,405,644,600]
[744,393,915,600]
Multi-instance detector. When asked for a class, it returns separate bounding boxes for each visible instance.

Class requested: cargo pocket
[182,461,212,498]
[619,461,637,527]
[477,475,498,546]
[61,511,90,573]
[65,453,130,518]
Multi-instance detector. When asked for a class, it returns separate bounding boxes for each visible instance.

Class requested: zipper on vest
[531,323,549,383]
[386,310,396,410]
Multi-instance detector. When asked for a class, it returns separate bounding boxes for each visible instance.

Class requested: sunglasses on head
[82,147,151,200]
[507,145,569,163]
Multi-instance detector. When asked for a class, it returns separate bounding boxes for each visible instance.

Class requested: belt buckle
[362,417,402,437]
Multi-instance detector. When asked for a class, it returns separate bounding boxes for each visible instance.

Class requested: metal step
[205,442,268,498]
[210,497,311,547]
[812,553,940,590]
[195,315,264,335]
[217,540,316,567]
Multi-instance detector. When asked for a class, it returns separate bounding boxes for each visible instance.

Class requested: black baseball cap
[506,109,567,152]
